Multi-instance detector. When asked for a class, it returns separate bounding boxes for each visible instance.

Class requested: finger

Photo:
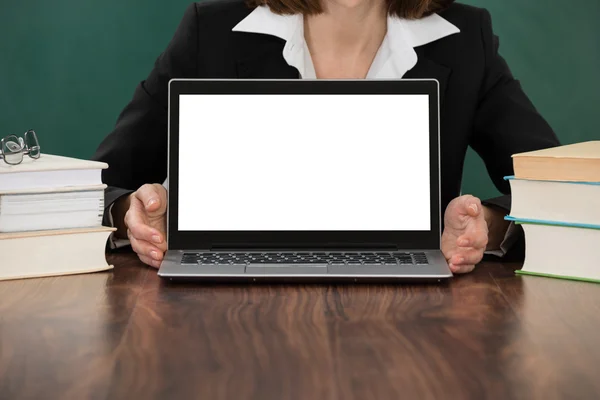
[449,263,475,274]
[457,231,488,250]
[449,248,484,266]
[123,204,144,231]
[124,199,167,249]
[126,212,166,248]
[457,195,482,218]
[138,254,161,269]
[134,184,167,217]
[128,230,164,262]
[153,237,168,253]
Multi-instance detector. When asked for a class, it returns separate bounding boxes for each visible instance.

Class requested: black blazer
[92,0,560,256]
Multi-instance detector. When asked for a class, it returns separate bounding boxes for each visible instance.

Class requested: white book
[514,222,600,284]
[0,154,107,192]
[0,227,115,281]
[0,185,106,232]
[507,177,600,226]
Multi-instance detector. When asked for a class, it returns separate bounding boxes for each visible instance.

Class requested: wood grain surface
[1,251,599,400]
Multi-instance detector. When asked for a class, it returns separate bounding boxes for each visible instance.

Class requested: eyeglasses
[0,130,41,165]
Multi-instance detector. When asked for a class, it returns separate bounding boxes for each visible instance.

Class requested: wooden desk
[1,253,599,399]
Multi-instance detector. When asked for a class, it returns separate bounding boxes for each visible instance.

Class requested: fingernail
[147,198,158,208]
[456,256,465,264]
[152,235,162,244]
[469,204,478,213]
[458,239,469,246]
[151,251,160,260]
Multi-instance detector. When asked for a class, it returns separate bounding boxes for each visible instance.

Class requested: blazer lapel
[235,37,300,79]
[233,34,451,97]
[404,48,452,105]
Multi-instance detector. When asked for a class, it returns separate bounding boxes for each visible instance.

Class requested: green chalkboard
[1,0,599,199]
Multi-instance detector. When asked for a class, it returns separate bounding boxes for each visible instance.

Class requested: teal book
[504,176,600,227]
[505,216,600,284]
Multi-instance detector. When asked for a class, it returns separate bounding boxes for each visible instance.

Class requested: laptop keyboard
[180,252,429,266]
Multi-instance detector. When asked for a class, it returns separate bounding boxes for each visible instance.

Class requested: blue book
[504,176,600,228]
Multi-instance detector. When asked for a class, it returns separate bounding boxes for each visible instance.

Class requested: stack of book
[0,154,114,280]
[506,141,600,283]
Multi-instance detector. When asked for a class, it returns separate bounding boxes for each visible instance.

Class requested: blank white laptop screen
[178,94,431,231]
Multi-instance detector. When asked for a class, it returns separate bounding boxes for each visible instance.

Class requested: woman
[93,0,559,273]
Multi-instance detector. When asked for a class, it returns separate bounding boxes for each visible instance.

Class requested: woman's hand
[116,183,168,268]
[441,195,489,274]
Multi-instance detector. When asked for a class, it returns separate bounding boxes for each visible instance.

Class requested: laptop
[158,79,452,282]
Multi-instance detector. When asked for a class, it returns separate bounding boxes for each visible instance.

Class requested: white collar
[232,6,460,78]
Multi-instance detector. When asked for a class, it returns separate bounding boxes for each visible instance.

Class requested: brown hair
[247,0,455,19]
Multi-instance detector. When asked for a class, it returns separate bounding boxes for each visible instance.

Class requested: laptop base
[158,249,453,282]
